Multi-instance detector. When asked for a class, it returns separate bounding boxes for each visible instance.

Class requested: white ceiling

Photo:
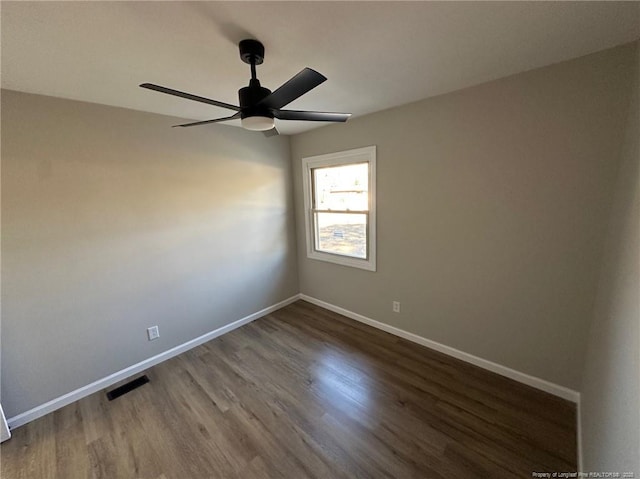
[2,1,639,135]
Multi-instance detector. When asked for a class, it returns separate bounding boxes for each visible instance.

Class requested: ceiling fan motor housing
[238,81,273,119]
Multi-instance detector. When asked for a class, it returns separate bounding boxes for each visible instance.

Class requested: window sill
[307,249,376,271]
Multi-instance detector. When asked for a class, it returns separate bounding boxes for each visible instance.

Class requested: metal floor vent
[106,375,150,401]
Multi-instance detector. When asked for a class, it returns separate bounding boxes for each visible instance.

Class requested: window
[302,146,376,271]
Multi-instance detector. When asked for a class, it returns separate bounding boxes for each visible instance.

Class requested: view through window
[312,163,369,259]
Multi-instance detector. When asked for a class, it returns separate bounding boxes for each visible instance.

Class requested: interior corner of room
[1,2,638,476]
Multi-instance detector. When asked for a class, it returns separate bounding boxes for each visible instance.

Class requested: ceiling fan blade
[172,112,241,128]
[140,83,240,111]
[273,110,351,122]
[257,68,326,110]
[263,126,279,137]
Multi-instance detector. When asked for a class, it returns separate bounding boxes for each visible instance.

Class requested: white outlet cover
[147,326,160,341]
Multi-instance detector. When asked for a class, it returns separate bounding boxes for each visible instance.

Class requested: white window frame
[302,146,376,271]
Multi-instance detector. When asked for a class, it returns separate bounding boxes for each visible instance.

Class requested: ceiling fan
[140,39,351,136]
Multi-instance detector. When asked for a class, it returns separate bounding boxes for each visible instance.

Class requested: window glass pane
[313,163,368,211]
[314,212,367,259]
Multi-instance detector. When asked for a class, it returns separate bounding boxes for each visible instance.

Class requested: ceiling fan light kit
[241,115,275,131]
[140,39,351,136]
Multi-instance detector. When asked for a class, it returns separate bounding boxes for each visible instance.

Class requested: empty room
[1,1,638,477]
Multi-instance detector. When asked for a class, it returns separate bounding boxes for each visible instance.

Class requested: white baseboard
[299,294,580,403]
[7,295,300,430]
[577,398,584,471]
[0,404,11,443]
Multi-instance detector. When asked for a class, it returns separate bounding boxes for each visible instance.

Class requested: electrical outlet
[147,326,160,341]
[393,301,401,313]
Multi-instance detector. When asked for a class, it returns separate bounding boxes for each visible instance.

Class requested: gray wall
[291,43,637,390]
[0,90,298,418]
[581,44,639,472]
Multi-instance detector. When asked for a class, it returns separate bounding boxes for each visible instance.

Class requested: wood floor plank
[1,300,576,478]
[54,402,92,478]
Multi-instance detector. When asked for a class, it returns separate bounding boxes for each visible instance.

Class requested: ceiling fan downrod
[238,39,273,123]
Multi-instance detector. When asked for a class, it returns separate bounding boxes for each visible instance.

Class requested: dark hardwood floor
[1,300,576,478]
